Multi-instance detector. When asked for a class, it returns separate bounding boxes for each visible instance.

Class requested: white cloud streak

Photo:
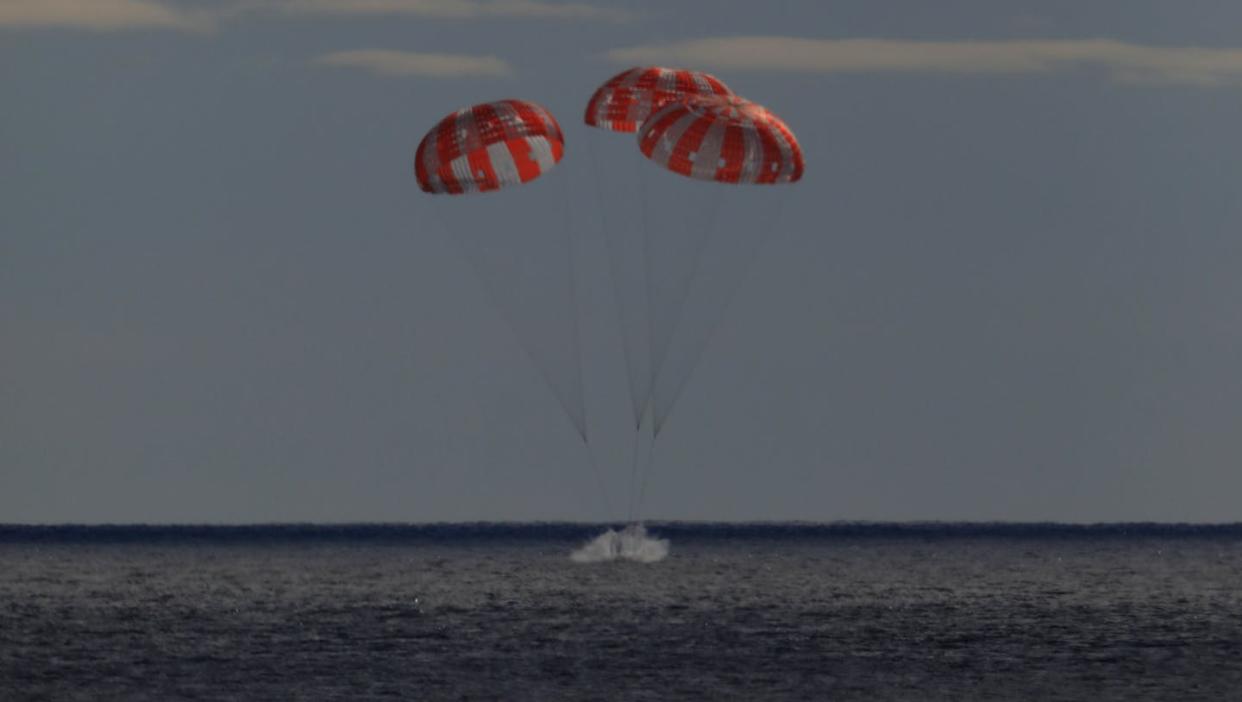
[313,49,512,77]
[252,0,629,22]
[0,0,210,31]
[0,0,629,32]
[607,37,1242,86]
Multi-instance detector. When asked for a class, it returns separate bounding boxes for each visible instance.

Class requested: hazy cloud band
[314,49,512,77]
[0,0,209,31]
[0,0,628,31]
[245,0,629,22]
[607,37,1242,86]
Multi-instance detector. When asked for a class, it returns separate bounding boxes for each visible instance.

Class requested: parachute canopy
[416,99,564,195]
[638,95,803,184]
[584,67,732,133]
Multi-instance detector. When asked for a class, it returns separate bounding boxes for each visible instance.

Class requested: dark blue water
[3,523,1240,700]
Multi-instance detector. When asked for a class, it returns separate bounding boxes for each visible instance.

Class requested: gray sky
[3,0,1241,524]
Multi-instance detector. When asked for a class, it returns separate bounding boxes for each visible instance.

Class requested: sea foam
[570,523,669,563]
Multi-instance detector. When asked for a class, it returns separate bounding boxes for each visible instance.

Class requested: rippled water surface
[2,524,1240,700]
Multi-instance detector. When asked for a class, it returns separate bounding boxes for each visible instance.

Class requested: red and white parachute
[415,99,564,194]
[584,67,731,134]
[638,95,803,184]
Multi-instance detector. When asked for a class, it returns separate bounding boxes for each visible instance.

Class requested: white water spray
[570,523,669,563]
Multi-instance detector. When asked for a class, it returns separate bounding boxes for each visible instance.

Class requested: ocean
[2,523,1240,700]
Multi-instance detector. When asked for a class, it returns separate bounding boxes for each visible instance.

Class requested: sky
[3,0,1241,524]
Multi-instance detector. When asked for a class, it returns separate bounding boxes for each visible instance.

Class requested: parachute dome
[416,99,564,195]
[584,66,732,134]
[638,95,804,184]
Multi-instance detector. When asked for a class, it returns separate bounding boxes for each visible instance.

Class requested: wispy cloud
[0,0,630,33]
[606,37,1242,86]
[0,0,211,31]
[313,49,512,77]
[254,0,630,22]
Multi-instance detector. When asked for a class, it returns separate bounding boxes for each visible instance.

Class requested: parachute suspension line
[638,154,658,432]
[652,189,793,438]
[562,161,588,445]
[628,140,657,520]
[588,137,643,430]
[559,161,616,520]
[634,403,657,522]
[584,436,617,523]
[646,181,726,434]
[428,192,609,519]
[625,402,654,522]
[427,193,587,444]
[624,410,644,523]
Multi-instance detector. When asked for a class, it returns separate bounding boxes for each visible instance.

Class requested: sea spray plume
[570,524,669,563]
